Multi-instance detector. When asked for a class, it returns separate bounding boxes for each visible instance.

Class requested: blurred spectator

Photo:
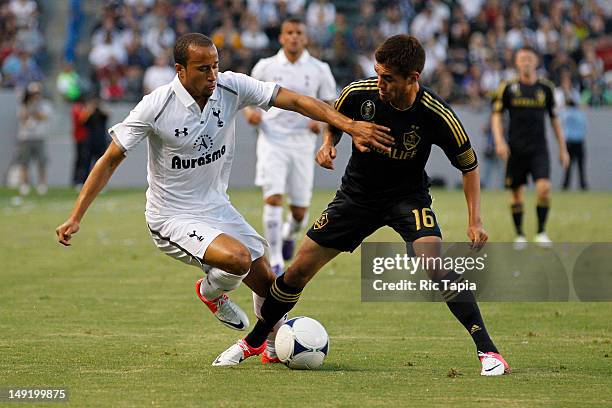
[56,61,83,102]
[100,71,126,102]
[144,19,175,58]
[581,79,612,106]
[81,95,110,178]
[555,69,581,109]
[143,53,175,94]
[89,32,127,73]
[411,5,444,44]
[306,0,335,32]
[240,14,269,52]
[1,48,42,89]
[561,99,588,190]
[78,0,610,107]
[16,82,51,196]
[70,96,89,188]
[8,0,37,29]
[379,6,408,38]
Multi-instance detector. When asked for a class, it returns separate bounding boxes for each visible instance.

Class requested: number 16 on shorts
[411,208,436,231]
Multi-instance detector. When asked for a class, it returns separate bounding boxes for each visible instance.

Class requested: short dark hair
[282,16,305,26]
[173,33,214,67]
[515,45,539,59]
[375,35,425,78]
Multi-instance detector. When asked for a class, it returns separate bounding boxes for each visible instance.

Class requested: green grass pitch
[1,188,611,407]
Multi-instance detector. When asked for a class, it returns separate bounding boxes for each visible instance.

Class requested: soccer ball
[275,316,329,370]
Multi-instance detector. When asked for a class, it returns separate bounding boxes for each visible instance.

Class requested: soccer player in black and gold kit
[492,46,569,248]
[214,35,510,375]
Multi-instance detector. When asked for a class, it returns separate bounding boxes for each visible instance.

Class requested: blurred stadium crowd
[1,0,611,107]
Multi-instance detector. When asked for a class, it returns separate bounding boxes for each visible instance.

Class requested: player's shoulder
[419,86,458,116]
[335,77,379,109]
[216,71,241,96]
[252,55,277,72]
[537,77,556,92]
[305,53,333,73]
[137,81,175,121]
[338,77,379,97]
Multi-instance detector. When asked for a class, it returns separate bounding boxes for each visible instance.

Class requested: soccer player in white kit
[244,18,337,274]
[55,33,393,360]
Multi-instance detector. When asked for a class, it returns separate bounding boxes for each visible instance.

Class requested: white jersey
[251,49,336,149]
[109,72,278,216]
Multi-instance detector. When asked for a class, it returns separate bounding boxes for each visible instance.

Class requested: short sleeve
[426,96,478,173]
[108,94,155,154]
[491,81,507,114]
[317,63,337,102]
[229,72,279,111]
[333,85,360,117]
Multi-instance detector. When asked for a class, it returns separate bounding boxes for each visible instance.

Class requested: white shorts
[255,135,315,207]
[146,205,267,271]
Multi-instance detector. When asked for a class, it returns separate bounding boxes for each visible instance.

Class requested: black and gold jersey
[492,78,557,154]
[331,78,477,203]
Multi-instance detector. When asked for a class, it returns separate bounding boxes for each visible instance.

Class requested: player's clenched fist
[316,143,337,170]
[56,219,80,246]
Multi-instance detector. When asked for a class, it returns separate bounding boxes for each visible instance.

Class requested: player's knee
[225,248,252,275]
[265,194,283,206]
[291,207,307,222]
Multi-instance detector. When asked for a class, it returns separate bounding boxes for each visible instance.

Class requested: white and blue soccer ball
[275,316,329,370]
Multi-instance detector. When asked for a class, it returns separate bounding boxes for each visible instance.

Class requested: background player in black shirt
[491,46,569,248]
[214,35,510,375]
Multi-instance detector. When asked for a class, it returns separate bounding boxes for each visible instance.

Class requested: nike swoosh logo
[219,319,245,330]
[485,363,502,372]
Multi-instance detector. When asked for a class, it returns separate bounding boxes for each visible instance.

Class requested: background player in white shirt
[55,33,393,360]
[244,17,337,274]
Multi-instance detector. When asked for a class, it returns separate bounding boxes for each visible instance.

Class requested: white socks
[263,204,283,266]
[199,267,248,300]
[282,211,309,241]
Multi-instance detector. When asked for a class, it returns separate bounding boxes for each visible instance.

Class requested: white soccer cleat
[195,279,249,330]
[479,351,511,376]
[513,235,528,250]
[212,338,267,366]
[534,232,553,248]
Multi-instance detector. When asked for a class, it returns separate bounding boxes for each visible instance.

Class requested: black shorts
[306,190,442,252]
[505,149,550,189]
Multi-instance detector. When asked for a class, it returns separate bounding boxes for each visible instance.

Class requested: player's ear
[175,63,185,80]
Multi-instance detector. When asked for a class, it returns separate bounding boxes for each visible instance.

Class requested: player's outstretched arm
[462,167,488,250]
[56,141,125,246]
[272,87,393,153]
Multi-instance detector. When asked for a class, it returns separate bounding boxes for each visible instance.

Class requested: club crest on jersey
[403,131,420,151]
[360,100,375,120]
[212,108,224,127]
[175,127,188,137]
[313,212,329,230]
